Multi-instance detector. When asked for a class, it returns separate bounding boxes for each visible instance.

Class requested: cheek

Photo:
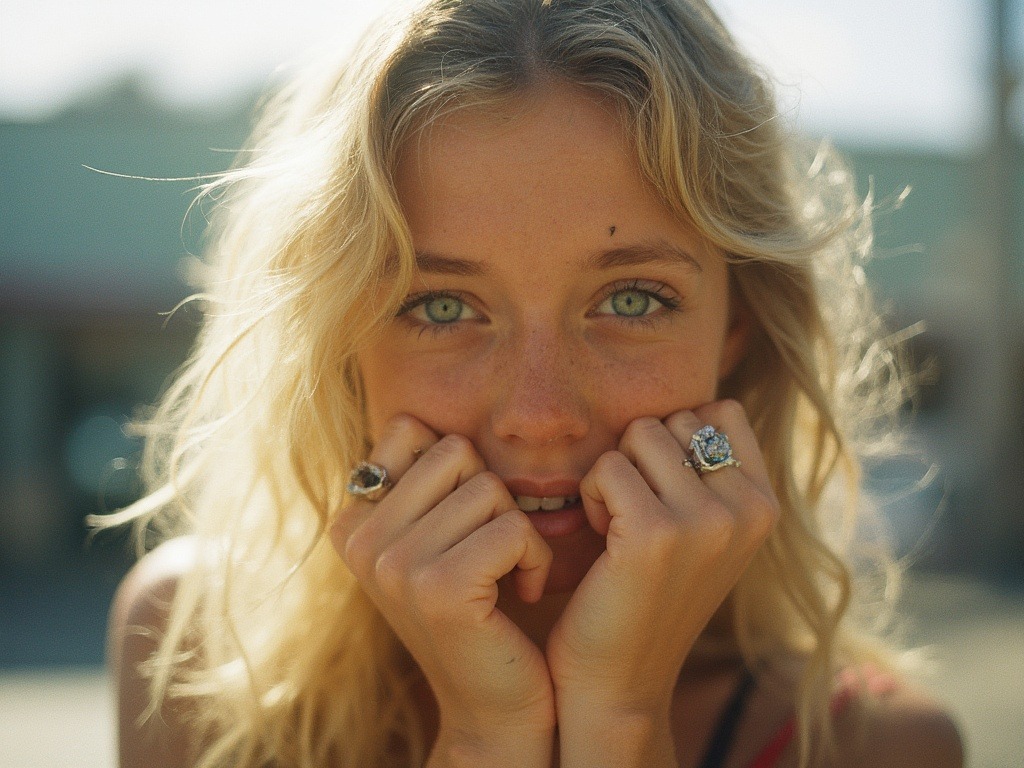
[359,350,491,441]
[594,343,721,426]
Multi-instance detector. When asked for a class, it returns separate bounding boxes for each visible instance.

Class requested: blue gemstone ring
[346,461,392,501]
[684,425,741,475]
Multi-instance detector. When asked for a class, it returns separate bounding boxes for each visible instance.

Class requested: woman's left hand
[545,399,779,765]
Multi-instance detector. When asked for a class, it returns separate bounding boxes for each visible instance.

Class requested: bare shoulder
[833,679,964,768]
[742,658,964,768]
[109,536,199,768]
[110,536,198,632]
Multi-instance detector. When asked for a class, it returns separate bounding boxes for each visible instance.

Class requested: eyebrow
[589,240,703,273]
[414,239,703,276]
[414,252,488,276]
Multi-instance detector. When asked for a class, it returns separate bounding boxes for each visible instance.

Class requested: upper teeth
[515,495,579,512]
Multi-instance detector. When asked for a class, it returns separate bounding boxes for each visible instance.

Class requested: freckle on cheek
[401,371,486,430]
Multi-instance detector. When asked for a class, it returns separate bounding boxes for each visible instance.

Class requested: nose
[489,325,590,447]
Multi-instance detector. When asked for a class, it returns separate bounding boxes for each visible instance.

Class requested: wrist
[428,716,555,768]
[555,697,677,768]
[553,674,676,725]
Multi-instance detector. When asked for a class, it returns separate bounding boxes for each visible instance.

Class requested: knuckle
[431,434,484,476]
[464,470,507,500]
[498,507,532,537]
[718,398,746,418]
[643,510,684,560]
[435,432,474,459]
[621,415,663,446]
[329,509,356,552]
[698,398,746,424]
[409,433,485,485]
[382,413,420,441]
[699,502,736,552]
[663,409,700,438]
[340,523,375,577]
[373,546,411,594]
[409,563,452,615]
[593,449,629,477]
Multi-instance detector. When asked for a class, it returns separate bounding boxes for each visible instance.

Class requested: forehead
[395,82,716,274]
[397,83,629,181]
[400,94,618,205]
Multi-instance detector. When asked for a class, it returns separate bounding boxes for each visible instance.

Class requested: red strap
[748,718,795,768]
[747,667,898,768]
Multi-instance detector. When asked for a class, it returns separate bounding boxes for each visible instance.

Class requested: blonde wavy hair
[94,0,912,765]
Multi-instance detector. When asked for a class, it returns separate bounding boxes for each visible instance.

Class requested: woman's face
[358,82,749,593]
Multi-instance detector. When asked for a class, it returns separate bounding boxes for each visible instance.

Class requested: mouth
[514,495,580,512]
[503,480,587,538]
[513,495,587,538]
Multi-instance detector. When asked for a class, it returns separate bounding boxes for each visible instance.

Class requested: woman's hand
[546,400,779,767]
[330,414,556,767]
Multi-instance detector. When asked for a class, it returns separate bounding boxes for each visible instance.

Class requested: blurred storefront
[1,63,1023,667]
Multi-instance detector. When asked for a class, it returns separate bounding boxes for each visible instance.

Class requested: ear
[718,283,753,381]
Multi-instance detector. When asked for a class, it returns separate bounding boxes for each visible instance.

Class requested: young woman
[101,1,964,766]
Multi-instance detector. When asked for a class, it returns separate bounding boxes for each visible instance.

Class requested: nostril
[490,402,590,445]
[490,341,590,444]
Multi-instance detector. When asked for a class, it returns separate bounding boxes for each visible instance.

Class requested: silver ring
[346,461,392,501]
[686,425,741,475]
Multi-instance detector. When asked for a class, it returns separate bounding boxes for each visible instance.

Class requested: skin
[108,80,963,768]
[333,82,777,766]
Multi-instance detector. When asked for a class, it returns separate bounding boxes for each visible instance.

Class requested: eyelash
[396,280,682,337]
[594,279,682,325]
[396,290,473,337]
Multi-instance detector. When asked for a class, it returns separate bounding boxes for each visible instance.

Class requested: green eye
[592,281,681,323]
[397,291,481,333]
[610,290,651,317]
[423,295,464,323]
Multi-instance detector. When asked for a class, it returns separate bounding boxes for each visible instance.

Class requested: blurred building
[1,67,1022,663]
[1,76,250,567]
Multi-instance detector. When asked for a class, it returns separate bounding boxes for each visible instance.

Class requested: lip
[523,500,588,538]
[503,477,582,498]
[502,478,587,539]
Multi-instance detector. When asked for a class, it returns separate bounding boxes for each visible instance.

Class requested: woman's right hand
[330,414,555,767]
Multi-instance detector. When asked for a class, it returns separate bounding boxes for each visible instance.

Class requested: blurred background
[1,0,1022,765]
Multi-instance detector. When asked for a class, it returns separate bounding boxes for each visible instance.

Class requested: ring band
[346,461,392,501]
[686,425,741,475]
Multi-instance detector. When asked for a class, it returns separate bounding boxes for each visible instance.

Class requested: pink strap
[748,666,898,768]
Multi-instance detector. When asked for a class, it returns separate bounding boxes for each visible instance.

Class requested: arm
[555,699,678,767]
[332,415,556,767]
[547,401,778,768]
[108,537,197,768]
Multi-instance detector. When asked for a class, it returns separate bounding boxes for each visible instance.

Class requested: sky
[0,0,1017,150]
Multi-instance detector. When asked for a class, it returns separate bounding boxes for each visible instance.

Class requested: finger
[403,470,519,559]
[366,432,488,542]
[440,509,553,605]
[579,450,665,540]
[667,401,778,537]
[693,400,771,490]
[616,415,703,513]
[331,413,440,546]
[667,401,767,486]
